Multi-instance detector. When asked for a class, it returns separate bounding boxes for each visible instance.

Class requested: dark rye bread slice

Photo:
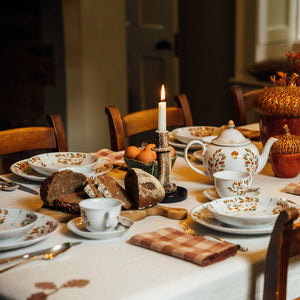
[125,168,165,209]
[83,174,132,209]
[40,169,87,207]
[53,191,88,215]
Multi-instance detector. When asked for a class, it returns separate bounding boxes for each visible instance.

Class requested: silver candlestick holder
[153,130,187,203]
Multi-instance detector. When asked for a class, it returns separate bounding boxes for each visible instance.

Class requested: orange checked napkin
[128,227,239,266]
[93,149,125,166]
[285,182,300,195]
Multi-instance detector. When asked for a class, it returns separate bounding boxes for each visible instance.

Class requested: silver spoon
[0,182,20,191]
[0,242,80,273]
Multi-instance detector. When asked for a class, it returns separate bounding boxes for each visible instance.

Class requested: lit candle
[158,84,166,131]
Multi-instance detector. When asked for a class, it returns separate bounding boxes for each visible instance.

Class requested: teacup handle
[105,212,114,229]
[184,140,208,177]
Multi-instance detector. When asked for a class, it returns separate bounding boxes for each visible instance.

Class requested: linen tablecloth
[0,156,300,300]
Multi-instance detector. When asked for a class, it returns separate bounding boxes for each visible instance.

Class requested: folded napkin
[285,182,300,195]
[93,149,125,165]
[128,227,239,266]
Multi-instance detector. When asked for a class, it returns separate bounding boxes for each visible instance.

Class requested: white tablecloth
[0,156,300,300]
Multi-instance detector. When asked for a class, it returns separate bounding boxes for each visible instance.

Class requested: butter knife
[0,242,81,265]
[0,177,38,195]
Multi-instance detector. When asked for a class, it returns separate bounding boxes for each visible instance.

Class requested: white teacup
[79,198,122,232]
[213,170,252,198]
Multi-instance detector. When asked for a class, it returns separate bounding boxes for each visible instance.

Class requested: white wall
[62,0,128,152]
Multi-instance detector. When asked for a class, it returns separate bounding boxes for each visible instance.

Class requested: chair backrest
[230,85,263,126]
[263,207,300,300]
[0,114,68,173]
[105,94,193,151]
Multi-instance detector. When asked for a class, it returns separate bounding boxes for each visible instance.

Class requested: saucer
[203,187,261,201]
[0,213,59,251]
[67,216,134,240]
[191,204,273,235]
[11,158,113,182]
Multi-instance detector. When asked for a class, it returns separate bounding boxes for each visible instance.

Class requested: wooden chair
[230,85,263,126]
[263,207,300,300]
[0,114,68,173]
[105,94,193,151]
[105,95,193,151]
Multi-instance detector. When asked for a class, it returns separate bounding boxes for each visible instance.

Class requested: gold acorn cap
[254,73,300,117]
[271,124,300,154]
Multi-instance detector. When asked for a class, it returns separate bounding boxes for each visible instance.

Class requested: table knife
[0,242,81,265]
[0,177,38,195]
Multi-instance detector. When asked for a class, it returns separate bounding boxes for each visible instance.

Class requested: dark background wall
[179,0,235,126]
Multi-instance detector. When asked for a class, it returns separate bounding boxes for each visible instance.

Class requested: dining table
[1,126,300,300]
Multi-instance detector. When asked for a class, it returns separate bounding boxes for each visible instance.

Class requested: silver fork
[180,222,248,252]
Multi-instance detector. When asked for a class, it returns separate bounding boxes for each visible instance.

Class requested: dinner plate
[172,126,221,144]
[0,208,38,240]
[206,196,288,228]
[193,150,203,161]
[11,158,113,182]
[67,216,133,240]
[203,187,260,201]
[169,137,201,150]
[169,135,212,150]
[191,204,274,235]
[0,213,59,251]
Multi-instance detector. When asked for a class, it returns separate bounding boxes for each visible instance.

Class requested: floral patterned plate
[191,204,274,235]
[0,208,38,240]
[28,152,99,176]
[172,126,221,144]
[0,213,59,251]
[11,159,113,182]
[203,187,260,201]
[205,196,290,228]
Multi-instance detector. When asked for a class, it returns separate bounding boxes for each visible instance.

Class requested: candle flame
[160,84,165,101]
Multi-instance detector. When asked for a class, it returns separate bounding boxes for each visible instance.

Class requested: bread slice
[40,170,87,207]
[83,174,132,209]
[53,191,88,215]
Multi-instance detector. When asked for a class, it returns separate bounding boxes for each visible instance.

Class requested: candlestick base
[161,186,187,203]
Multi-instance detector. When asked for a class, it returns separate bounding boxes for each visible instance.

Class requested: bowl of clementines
[123,143,177,178]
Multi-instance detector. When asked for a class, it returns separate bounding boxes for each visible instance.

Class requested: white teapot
[184,120,277,177]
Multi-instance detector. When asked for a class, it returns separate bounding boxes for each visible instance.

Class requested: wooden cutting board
[39,205,188,223]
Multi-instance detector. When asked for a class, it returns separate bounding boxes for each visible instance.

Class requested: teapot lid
[212,120,250,146]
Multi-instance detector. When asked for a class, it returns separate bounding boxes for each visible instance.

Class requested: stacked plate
[10,152,113,182]
[169,126,221,155]
[191,196,291,235]
[0,208,59,251]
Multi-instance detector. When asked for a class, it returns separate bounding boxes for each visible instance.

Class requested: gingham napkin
[128,227,239,266]
[284,182,300,195]
[93,149,125,165]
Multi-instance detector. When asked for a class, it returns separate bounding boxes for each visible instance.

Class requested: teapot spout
[256,137,278,173]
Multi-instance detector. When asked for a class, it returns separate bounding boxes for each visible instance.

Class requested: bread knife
[0,242,81,265]
[0,177,38,195]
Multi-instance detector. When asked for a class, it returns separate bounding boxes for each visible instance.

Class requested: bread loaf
[40,170,87,207]
[83,174,132,209]
[125,168,165,209]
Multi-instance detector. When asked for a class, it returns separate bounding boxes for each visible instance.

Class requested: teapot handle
[184,140,208,176]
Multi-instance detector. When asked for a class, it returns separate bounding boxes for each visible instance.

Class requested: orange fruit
[125,146,142,159]
[144,143,157,160]
[135,150,155,164]
[169,145,176,157]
